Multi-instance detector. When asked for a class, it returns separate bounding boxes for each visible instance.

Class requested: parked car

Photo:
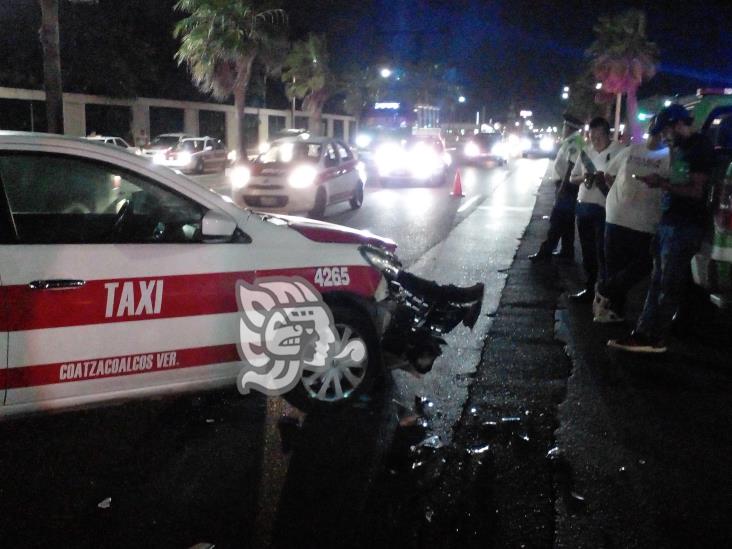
[141,132,193,158]
[86,135,141,155]
[684,89,732,308]
[231,136,367,218]
[0,131,479,416]
[153,136,228,174]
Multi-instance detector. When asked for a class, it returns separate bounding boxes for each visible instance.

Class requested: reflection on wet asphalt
[0,159,547,547]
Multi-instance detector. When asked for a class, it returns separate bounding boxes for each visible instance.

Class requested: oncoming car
[374,135,451,186]
[0,131,481,416]
[461,132,508,165]
[230,136,367,219]
[86,135,141,155]
[153,136,228,174]
[141,132,193,159]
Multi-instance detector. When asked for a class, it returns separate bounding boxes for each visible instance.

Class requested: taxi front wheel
[282,304,383,413]
[349,181,364,209]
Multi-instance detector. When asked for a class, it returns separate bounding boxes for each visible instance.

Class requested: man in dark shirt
[608,104,714,353]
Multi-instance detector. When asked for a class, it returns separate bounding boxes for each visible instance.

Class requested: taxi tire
[309,187,327,219]
[349,182,364,209]
[283,304,383,414]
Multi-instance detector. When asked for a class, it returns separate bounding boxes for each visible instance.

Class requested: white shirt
[571,141,626,207]
[543,131,583,183]
[605,143,669,234]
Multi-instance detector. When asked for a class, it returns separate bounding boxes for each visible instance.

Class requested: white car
[231,136,367,218]
[152,136,228,174]
[374,135,451,186]
[0,131,478,417]
[86,135,141,155]
[141,132,193,158]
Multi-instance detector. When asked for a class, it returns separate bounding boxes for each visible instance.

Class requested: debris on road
[97,497,112,510]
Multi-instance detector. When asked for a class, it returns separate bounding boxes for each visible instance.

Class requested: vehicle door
[334,141,359,197]
[321,142,343,202]
[0,151,252,411]
[0,189,10,407]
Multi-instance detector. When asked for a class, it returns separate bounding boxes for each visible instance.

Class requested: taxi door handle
[29,279,86,290]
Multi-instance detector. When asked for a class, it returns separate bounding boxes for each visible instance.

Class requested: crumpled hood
[264,213,397,253]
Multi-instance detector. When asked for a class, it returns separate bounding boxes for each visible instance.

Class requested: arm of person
[569,156,584,184]
[659,172,708,198]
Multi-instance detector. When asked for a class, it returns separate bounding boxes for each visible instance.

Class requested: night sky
[1,0,731,124]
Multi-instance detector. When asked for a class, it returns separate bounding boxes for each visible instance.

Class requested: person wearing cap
[593,117,670,323]
[608,104,714,353]
[567,117,626,303]
[528,113,585,262]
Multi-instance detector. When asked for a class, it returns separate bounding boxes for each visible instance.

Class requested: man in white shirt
[529,113,585,261]
[568,117,626,302]
[594,119,669,322]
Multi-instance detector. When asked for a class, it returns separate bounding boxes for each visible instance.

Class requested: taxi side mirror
[201,209,237,241]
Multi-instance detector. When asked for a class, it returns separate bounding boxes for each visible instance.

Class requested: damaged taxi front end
[359,245,484,376]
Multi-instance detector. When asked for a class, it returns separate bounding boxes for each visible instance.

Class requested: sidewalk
[418,177,732,548]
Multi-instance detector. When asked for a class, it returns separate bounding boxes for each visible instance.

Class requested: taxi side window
[324,143,339,168]
[0,153,205,244]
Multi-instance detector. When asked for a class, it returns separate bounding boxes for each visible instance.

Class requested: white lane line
[457,195,481,213]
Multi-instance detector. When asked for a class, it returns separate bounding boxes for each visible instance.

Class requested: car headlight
[288,165,318,188]
[153,152,166,164]
[464,142,480,157]
[375,143,402,176]
[491,142,507,158]
[230,165,251,190]
[258,142,270,154]
[355,133,372,148]
[539,136,555,152]
[520,137,532,152]
[359,246,401,278]
[178,152,192,165]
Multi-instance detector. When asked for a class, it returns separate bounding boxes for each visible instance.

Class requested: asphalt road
[0,158,547,548]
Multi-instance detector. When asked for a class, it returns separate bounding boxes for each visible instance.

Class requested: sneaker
[594,309,625,323]
[607,333,667,353]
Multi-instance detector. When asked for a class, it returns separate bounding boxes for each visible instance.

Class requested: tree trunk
[613,92,622,142]
[309,107,323,136]
[234,55,256,160]
[625,86,642,143]
[39,0,64,134]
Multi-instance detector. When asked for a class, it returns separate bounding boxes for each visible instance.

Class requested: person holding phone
[608,104,714,353]
[567,117,626,303]
[593,118,669,323]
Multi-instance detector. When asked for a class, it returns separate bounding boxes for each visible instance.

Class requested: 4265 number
[314,266,351,287]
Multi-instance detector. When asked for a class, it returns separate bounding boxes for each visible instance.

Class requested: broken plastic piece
[411,435,443,452]
[425,507,434,523]
[97,497,112,510]
[466,443,491,456]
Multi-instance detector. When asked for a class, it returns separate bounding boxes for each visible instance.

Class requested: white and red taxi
[0,131,407,416]
[230,135,367,218]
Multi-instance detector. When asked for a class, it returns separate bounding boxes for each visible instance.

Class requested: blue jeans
[636,223,703,342]
[576,202,606,291]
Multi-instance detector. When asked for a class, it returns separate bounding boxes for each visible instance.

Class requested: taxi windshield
[176,140,203,152]
[257,141,322,164]
[149,135,182,148]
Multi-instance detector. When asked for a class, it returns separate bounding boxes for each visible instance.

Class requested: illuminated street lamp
[380,68,392,78]
[595,82,603,90]
[458,95,466,103]
[561,92,569,100]
[563,85,570,92]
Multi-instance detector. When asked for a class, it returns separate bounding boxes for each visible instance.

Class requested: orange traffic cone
[450,169,465,198]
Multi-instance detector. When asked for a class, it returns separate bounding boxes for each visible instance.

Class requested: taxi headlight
[258,142,270,154]
[230,165,251,190]
[178,152,192,165]
[355,134,372,148]
[359,246,401,278]
[153,152,166,164]
[288,165,318,188]
[227,150,238,162]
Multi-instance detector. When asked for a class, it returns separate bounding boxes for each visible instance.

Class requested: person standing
[568,117,626,302]
[529,113,585,262]
[594,118,670,322]
[608,104,714,353]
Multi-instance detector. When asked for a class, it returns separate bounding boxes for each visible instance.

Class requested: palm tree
[587,9,659,141]
[174,0,286,157]
[39,0,64,133]
[281,34,333,136]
